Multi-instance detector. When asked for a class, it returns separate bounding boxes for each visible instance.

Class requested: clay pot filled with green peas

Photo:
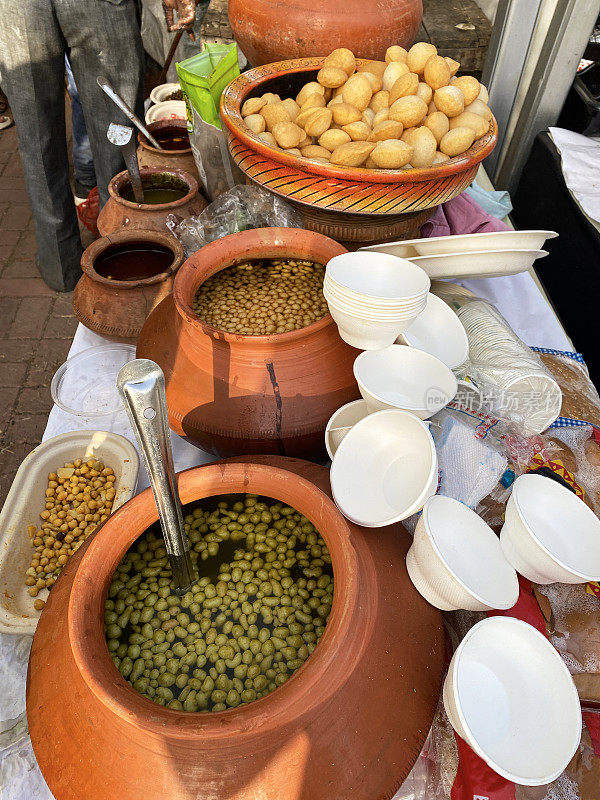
[27,459,444,800]
[105,492,333,712]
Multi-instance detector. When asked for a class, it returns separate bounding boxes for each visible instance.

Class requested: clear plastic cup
[51,344,136,423]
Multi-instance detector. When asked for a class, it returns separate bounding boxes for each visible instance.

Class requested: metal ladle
[97,76,163,150]
[117,359,194,594]
[107,123,144,204]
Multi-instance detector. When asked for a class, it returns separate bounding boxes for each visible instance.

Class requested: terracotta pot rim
[221,57,498,185]
[173,227,347,344]
[81,229,185,288]
[107,166,199,212]
[231,139,476,218]
[137,120,193,157]
[67,462,364,739]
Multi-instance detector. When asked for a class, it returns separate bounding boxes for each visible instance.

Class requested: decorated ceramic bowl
[220,58,498,243]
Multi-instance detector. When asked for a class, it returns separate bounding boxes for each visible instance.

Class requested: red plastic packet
[582,711,600,758]
[77,186,100,238]
[486,574,548,635]
[451,734,517,800]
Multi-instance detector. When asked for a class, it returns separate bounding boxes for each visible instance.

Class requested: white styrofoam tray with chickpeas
[0,430,139,635]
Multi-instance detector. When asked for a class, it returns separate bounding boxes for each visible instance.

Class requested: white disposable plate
[405,249,548,280]
[359,230,558,259]
[0,431,139,634]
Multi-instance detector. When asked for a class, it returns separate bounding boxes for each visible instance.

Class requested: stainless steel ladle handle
[97,76,163,150]
[117,359,194,594]
[107,123,144,204]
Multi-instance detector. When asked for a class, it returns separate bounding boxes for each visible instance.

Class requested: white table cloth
[0,268,574,799]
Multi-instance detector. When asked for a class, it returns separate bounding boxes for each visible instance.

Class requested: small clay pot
[28,457,444,800]
[72,230,185,340]
[136,120,200,183]
[97,166,207,238]
[136,227,361,458]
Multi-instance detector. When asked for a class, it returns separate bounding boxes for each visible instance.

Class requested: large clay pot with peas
[28,456,445,800]
[136,227,361,458]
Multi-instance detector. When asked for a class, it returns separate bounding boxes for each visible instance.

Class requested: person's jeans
[0,0,144,292]
[65,56,96,189]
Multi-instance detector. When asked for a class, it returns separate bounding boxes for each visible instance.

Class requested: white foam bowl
[396,293,469,369]
[145,100,187,124]
[323,274,427,310]
[149,82,181,105]
[330,409,437,527]
[354,345,458,418]
[500,473,600,583]
[443,616,582,786]
[406,496,519,611]
[326,251,430,301]
[324,289,426,319]
[326,301,419,350]
[325,399,370,459]
[323,282,427,315]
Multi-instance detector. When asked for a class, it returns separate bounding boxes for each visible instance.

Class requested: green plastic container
[176,42,239,131]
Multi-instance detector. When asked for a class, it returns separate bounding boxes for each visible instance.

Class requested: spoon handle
[121,135,145,205]
[97,76,163,150]
[117,359,194,594]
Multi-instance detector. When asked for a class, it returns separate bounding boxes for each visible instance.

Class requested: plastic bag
[433,290,563,436]
[176,43,239,130]
[187,104,243,201]
[535,350,600,429]
[166,185,302,256]
[429,409,508,510]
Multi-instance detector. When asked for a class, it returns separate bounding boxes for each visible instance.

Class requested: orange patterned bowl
[221,58,498,244]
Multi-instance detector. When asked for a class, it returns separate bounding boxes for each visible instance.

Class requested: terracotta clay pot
[136,120,200,183]
[228,0,423,65]
[136,227,360,458]
[28,457,445,800]
[97,166,207,238]
[221,60,498,245]
[72,230,185,340]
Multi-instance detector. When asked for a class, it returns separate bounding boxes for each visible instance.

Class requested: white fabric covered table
[0,268,573,799]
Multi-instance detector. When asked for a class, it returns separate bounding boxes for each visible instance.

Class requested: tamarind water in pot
[94,242,174,282]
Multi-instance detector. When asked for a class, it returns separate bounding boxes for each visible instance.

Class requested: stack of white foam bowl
[323,252,430,350]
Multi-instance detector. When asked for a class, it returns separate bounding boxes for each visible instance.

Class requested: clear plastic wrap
[428,408,508,509]
[431,284,563,436]
[167,185,303,256]
[187,106,243,201]
[454,299,563,436]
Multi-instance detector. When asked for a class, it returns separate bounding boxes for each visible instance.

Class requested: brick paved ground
[0,122,81,506]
